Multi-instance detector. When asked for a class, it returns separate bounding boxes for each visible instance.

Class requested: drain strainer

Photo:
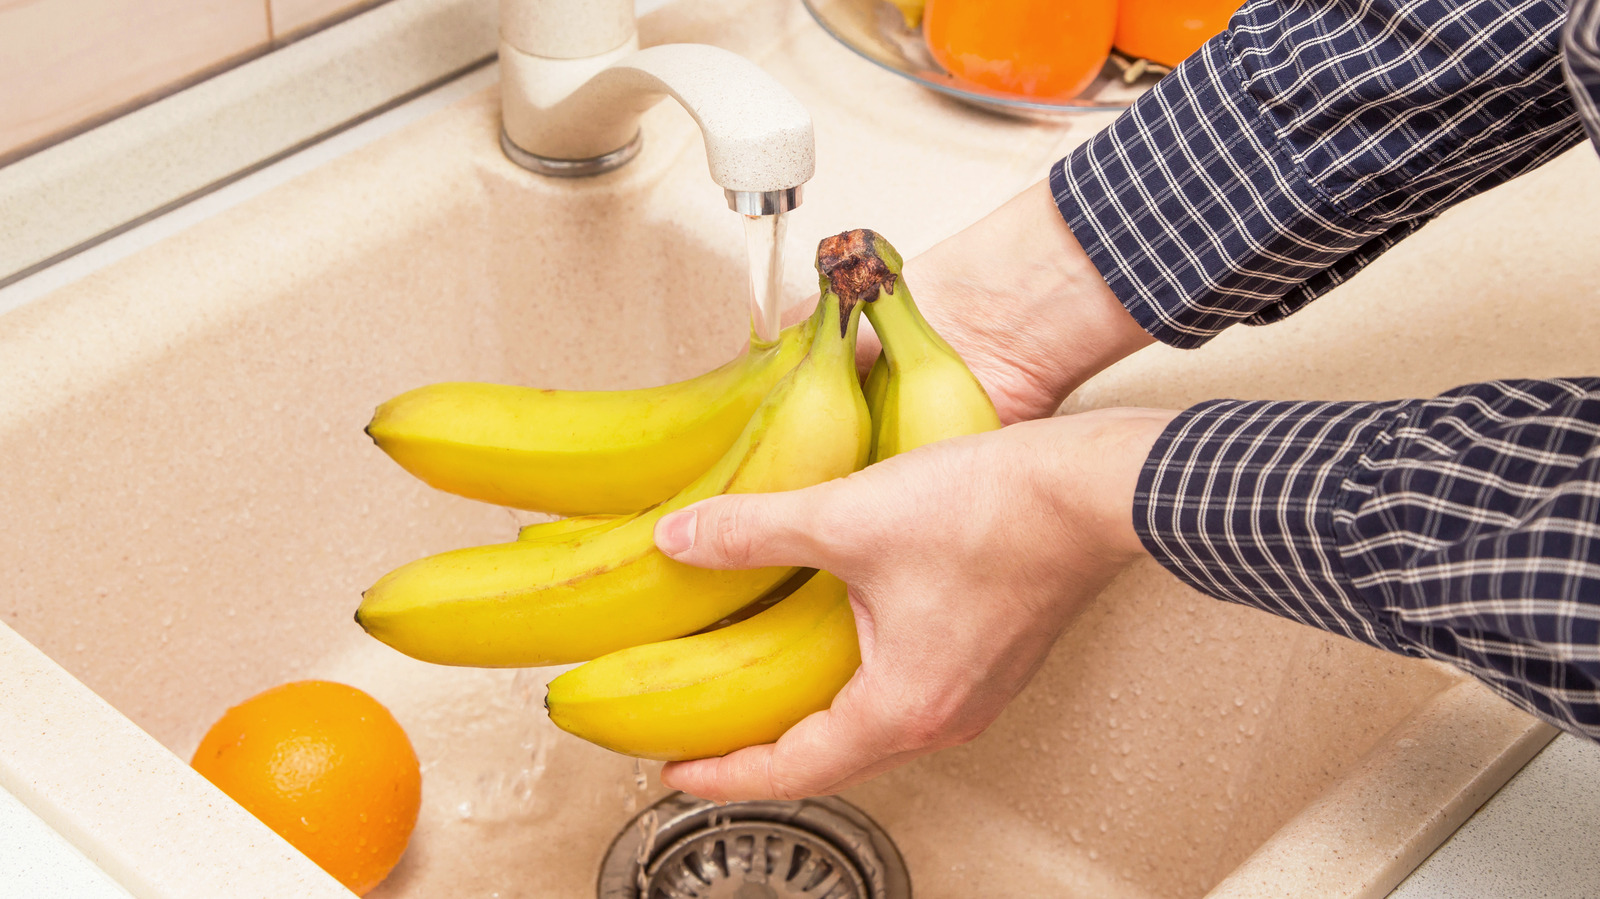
[598,792,911,899]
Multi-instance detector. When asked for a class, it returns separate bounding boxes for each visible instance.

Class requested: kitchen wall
[0,0,381,163]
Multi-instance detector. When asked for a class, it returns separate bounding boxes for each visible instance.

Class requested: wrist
[905,181,1155,422]
[1030,407,1176,562]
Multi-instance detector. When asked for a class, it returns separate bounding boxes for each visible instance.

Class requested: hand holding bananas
[359,229,1006,761]
[654,407,1174,801]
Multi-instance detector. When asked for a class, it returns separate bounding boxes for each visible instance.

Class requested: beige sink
[2,1,1596,896]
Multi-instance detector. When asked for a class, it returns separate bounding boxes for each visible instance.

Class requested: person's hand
[651,407,1176,801]
[791,180,1156,424]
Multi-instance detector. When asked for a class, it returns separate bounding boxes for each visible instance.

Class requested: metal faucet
[497,0,815,218]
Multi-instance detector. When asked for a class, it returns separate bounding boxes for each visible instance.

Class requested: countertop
[1391,732,1600,897]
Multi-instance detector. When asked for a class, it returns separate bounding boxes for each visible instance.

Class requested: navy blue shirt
[1051,0,1600,741]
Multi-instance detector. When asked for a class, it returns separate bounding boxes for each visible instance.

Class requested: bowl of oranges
[803,0,1238,118]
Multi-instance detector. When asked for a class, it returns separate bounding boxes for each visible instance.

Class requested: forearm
[1053,0,1585,348]
[896,0,1586,422]
[1025,406,1176,564]
[1138,379,1600,740]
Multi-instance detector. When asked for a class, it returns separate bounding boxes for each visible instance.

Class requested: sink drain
[598,792,910,899]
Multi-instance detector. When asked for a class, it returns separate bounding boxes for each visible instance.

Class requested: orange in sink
[191,680,421,895]
[924,0,1119,100]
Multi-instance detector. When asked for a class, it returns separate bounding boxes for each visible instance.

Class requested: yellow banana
[860,233,1000,460]
[365,320,812,516]
[546,571,858,761]
[515,513,625,544]
[355,262,872,668]
[540,229,998,762]
[864,352,891,459]
[690,566,817,633]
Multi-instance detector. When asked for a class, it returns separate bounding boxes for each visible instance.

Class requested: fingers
[656,483,851,573]
[660,680,911,801]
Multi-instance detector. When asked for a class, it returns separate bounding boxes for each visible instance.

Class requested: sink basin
[2,1,1595,896]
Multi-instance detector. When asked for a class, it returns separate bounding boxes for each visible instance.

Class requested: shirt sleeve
[1052,0,1586,349]
[1134,380,1600,740]
[1568,0,1600,147]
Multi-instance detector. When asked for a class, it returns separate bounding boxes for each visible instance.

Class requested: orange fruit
[1114,0,1242,68]
[924,0,1118,100]
[191,681,421,895]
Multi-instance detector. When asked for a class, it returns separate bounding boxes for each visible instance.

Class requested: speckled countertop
[1391,733,1600,897]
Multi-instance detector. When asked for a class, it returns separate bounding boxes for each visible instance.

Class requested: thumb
[654,486,838,572]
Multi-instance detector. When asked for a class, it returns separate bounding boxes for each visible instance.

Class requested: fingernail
[655,510,696,556]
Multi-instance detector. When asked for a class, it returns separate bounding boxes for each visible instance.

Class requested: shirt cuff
[1133,398,1417,653]
[1050,36,1393,349]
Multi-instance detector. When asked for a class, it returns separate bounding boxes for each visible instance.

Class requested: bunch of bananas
[357,229,1000,760]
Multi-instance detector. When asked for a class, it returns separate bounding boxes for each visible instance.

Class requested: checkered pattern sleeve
[1569,0,1600,145]
[1135,380,1600,740]
[1051,0,1586,349]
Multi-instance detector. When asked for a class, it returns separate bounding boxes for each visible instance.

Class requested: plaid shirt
[1052,0,1600,740]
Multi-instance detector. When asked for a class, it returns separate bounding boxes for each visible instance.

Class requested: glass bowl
[801,0,1166,120]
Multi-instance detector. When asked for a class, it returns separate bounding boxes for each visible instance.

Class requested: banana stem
[805,277,865,359]
[860,276,955,371]
[815,229,901,336]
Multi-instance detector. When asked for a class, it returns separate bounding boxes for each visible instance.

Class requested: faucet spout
[500,42,815,199]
